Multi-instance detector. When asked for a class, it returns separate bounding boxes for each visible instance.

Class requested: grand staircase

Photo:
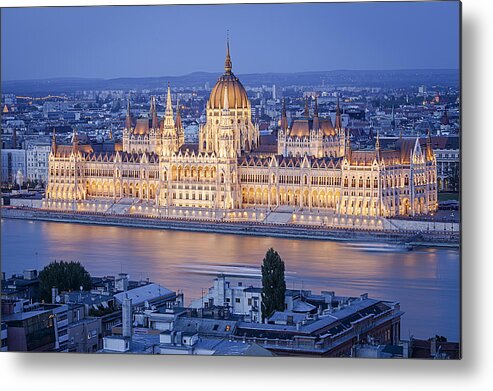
[263,206,295,224]
[105,198,136,215]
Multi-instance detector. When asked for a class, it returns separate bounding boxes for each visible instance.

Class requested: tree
[38,261,92,303]
[446,164,460,193]
[261,248,286,322]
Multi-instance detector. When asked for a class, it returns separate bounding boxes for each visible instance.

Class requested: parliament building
[44,41,438,226]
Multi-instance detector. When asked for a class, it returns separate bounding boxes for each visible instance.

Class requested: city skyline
[1,2,460,81]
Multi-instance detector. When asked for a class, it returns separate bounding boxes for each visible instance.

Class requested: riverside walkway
[1,206,459,247]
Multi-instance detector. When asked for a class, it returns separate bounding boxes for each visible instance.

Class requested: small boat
[181,263,296,278]
[347,242,413,253]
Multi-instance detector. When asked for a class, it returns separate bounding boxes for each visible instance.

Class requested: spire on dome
[224,31,232,74]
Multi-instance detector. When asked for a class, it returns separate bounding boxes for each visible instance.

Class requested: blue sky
[1,2,460,81]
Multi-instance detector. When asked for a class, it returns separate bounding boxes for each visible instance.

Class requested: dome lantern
[207,37,249,111]
[225,34,232,75]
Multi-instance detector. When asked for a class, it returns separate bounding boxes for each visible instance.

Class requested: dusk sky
[1,1,460,81]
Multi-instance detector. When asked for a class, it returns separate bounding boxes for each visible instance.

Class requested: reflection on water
[1,218,460,341]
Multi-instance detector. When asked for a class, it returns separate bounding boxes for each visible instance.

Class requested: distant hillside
[2,69,459,96]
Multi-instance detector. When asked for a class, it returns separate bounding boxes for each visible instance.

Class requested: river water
[1,218,460,341]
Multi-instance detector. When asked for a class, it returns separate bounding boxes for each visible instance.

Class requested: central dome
[207,39,249,110]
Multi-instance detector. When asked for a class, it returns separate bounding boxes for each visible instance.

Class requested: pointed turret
[426,129,434,161]
[176,100,184,146]
[163,83,175,132]
[304,97,310,118]
[375,131,380,160]
[280,97,288,132]
[175,100,183,130]
[125,98,132,130]
[151,96,159,129]
[72,128,79,154]
[335,96,342,130]
[313,96,320,131]
[345,128,352,157]
[51,128,57,155]
[224,32,232,75]
[165,83,174,118]
[161,84,178,156]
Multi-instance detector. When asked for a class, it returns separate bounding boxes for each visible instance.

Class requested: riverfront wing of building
[44,39,438,223]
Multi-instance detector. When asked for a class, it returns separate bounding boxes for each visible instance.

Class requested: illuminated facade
[45,41,438,221]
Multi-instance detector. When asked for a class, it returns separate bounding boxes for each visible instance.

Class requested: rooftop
[113,283,174,306]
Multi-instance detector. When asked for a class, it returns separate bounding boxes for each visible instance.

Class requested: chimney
[115,273,128,292]
[402,340,410,358]
[322,291,335,304]
[360,293,368,301]
[51,287,59,304]
[430,337,437,357]
[24,269,37,280]
[122,295,132,338]
[176,331,183,346]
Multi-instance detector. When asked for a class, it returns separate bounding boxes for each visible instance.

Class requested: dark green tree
[446,164,460,193]
[38,260,92,303]
[261,248,286,322]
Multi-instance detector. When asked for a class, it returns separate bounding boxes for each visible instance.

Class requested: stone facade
[45,42,438,220]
